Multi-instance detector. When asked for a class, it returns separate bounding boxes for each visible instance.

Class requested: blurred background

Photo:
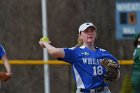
[0,0,138,93]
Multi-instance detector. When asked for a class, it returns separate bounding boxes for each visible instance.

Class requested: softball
[40,37,49,42]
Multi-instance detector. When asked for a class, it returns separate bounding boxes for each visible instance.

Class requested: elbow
[48,49,59,57]
[48,49,57,55]
[48,48,64,58]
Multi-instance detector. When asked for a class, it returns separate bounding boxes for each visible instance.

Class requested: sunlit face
[79,26,96,43]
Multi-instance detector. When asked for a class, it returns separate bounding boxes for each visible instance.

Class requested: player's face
[79,27,96,43]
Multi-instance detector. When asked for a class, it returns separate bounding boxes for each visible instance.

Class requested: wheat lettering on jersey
[82,58,101,65]
[82,58,104,75]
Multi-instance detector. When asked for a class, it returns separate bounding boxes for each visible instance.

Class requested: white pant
[76,87,111,93]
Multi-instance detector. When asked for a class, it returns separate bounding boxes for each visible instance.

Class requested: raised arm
[39,41,65,58]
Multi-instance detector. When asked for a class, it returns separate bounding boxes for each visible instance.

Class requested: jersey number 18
[93,66,103,75]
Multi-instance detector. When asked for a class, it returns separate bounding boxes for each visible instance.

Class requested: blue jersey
[58,46,118,89]
[0,44,6,59]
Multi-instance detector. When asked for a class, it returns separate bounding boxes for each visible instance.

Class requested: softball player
[131,34,140,93]
[39,22,119,93]
[0,43,12,77]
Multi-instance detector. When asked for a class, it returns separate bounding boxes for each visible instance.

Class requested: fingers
[39,37,51,48]
[5,72,12,76]
[39,41,46,48]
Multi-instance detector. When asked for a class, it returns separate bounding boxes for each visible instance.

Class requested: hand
[6,72,12,77]
[39,41,46,48]
[39,37,51,48]
[0,72,12,81]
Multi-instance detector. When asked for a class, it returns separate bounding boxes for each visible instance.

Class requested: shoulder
[96,47,116,58]
[67,46,86,50]
[96,47,118,63]
[67,47,77,50]
[96,47,108,52]
[64,46,86,54]
[63,47,78,53]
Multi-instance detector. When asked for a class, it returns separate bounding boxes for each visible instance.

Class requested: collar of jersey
[79,46,98,50]
[80,45,86,49]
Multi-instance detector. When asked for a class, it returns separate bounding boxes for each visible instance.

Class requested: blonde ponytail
[75,37,83,47]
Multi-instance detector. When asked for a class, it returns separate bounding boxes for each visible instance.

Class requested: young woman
[39,22,120,93]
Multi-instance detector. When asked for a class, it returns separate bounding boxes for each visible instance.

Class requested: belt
[80,87,107,93]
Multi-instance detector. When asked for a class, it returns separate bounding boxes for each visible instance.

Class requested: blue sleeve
[0,44,6,59]
[106,52,118,62]
[58,48,77,64]
[103,51,119,66]
[98,49,119,64]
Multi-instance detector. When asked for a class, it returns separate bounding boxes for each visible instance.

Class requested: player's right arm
[39,41,65,58]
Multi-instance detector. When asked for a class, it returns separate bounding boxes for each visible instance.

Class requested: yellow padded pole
[0,60,133,65]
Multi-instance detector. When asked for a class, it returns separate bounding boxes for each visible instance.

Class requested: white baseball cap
[78,22,96,33]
